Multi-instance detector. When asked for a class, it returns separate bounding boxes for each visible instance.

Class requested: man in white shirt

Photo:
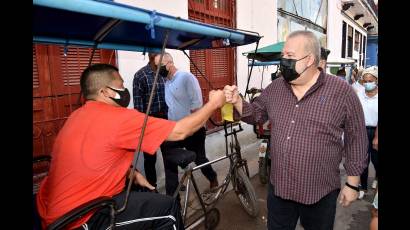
[357,66,378,199]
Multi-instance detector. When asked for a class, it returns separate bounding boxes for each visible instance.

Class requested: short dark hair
[320,47,330,61]
[80,64,118,99]
[336,68,346,76]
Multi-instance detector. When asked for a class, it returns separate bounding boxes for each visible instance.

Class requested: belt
[366,126,376,129]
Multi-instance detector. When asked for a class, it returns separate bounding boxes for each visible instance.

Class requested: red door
[188,0,236,131]
[33,44,116,158]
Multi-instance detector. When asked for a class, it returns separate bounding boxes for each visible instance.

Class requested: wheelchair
[33,155,183,230]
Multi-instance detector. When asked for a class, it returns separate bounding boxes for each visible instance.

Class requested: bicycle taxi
[33,0,262,229]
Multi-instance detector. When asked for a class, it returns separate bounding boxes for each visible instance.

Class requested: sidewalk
[175,124,377,229]
[212,165,376,230]
[153,123,376,229]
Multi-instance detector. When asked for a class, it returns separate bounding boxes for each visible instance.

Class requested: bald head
[286,30,321,66]
[154,52,174,66]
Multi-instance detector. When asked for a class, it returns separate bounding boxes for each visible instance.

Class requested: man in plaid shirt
[133,52,168,189]
[224,30,368,230]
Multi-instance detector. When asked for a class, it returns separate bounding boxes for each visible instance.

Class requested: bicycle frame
[173,122,249,229]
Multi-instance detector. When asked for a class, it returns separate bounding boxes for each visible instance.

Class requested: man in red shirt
[36,64,226,229]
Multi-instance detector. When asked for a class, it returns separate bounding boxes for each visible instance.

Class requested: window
[359,32,362,65]
[277,0,328,46]
[347,25,353,57]
[277,0,328,28]
[359,33,362,53]
[33,44,116,158]
[362,36,367,66]
[341,21,346,58]
[354,29,360,52]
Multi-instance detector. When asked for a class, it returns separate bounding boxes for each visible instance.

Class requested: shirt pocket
[304,104,334,130]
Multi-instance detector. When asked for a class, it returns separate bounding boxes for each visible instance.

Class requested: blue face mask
[364,82,377,91]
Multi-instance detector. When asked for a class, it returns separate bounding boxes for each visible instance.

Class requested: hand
[372,136,378,151]
[208,89,226,108]
[339,185,359,207]
[351,74,356,83]
[133,171,155,190]
[223,85,240,104]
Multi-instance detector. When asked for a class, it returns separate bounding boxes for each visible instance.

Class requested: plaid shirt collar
[283,70,325,100]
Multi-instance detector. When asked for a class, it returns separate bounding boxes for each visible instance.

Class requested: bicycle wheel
[258,157,268,184]
[234,168,259,217]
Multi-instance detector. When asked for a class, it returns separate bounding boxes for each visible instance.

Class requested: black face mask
[159,65,169,78]
[107,86,130,107]
[280,54,310,83]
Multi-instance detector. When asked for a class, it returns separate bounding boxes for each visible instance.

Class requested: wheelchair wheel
[205,208,220,230]
[234,168,259,217]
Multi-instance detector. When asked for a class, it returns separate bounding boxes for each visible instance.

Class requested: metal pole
[244,40,259,99]
[117,30,170,213]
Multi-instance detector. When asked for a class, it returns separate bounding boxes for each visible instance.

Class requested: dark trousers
[161,141,186,197]
[85,190,184,230]
[143,112,168,188]
[267,183,339,230]
[360,126,379,190]
[184,127,217,182]
[162,127,217,196]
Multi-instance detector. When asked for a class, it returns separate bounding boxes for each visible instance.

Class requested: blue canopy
[33,0,261,51]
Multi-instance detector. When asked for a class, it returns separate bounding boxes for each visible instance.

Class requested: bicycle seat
[163,147,196,169]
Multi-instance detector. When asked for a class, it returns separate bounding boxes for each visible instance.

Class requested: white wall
[327,0,367,66]
[341,14,367,65]
[327,0,345,61]
[236,0,277,95]
[114,0,189,109]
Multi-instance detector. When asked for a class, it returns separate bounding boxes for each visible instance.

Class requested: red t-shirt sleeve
[114,110,176,154]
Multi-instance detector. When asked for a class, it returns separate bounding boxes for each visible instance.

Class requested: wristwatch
[345,182,360,192]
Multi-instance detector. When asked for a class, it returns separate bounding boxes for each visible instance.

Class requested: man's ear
[309,54,316,67]
[100,87,110,98]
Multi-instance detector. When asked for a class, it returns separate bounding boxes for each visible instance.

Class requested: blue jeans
[267,183,339,230]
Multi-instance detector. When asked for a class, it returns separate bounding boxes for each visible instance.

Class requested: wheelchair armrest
[47,196,116,230]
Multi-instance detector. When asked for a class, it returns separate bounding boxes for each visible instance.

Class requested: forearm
[233,97,243,116]
[167,101,218,141]
[233,98,268,126]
